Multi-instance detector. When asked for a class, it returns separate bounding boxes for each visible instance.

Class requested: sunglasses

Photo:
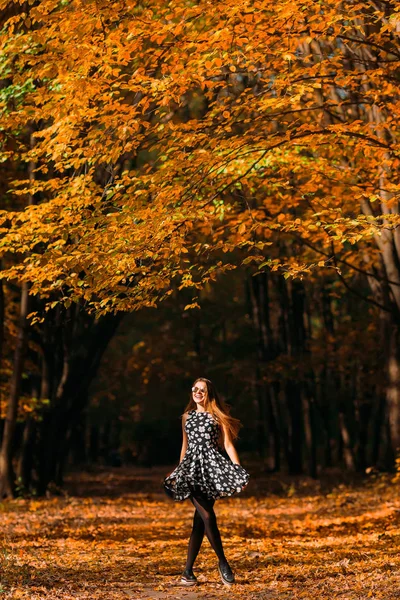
[192,387,206,395]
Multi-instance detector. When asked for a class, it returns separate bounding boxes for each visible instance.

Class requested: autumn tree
[1,0,400,488]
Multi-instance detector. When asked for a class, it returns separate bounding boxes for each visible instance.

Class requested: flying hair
[182,377,243,448]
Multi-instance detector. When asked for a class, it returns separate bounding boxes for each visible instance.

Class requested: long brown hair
[182,377,242,447]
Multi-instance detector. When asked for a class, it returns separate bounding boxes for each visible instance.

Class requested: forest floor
[1,463,400,600]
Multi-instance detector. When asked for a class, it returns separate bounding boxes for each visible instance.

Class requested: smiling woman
[162,377,250,587]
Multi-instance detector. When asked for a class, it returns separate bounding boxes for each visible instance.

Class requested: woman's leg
[184,508,205,572]
[189,493,228,566]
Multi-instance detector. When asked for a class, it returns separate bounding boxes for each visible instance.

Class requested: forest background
[1,0,400,502]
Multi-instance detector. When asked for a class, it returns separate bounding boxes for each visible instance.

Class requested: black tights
[185,492,228,572]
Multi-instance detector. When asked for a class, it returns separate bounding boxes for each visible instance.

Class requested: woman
[163,378,250,587]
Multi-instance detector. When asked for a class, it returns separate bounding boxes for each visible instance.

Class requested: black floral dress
[163,410,250,501]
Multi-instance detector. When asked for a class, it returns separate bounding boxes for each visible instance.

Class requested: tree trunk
[247,272,274,461]
[303,390,318,479]
[70,410,87,466]
[0,130,36,497]
[371,395,385,467]
[338,412,356,471]
[286,381,303,474]
[252,367,267,460]
[0,261,4,425]
[16,416,36,492]
[385,321,400,459]
[36,312,122,494]
[89,424,100,463]
[0,260,4,371]
[0,281,30,498]
[267,383,281,472]
[284,279,306,474]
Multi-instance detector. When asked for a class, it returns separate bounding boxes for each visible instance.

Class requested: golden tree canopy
[0,0,399,315]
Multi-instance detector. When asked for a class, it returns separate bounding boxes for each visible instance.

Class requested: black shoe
[218,561,235,585]
[181,569,197,586]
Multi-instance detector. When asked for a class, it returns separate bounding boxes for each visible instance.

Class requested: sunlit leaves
[0,0,399,314]
[1,468,400,599]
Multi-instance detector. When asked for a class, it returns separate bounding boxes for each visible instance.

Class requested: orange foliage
[0,1,399,315]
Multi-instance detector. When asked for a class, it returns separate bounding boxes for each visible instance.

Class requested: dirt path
[1,466,400,599]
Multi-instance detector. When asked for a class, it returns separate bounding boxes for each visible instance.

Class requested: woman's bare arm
[221,422,241,465]
[222,422,248,488]
[179,413,189,462]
